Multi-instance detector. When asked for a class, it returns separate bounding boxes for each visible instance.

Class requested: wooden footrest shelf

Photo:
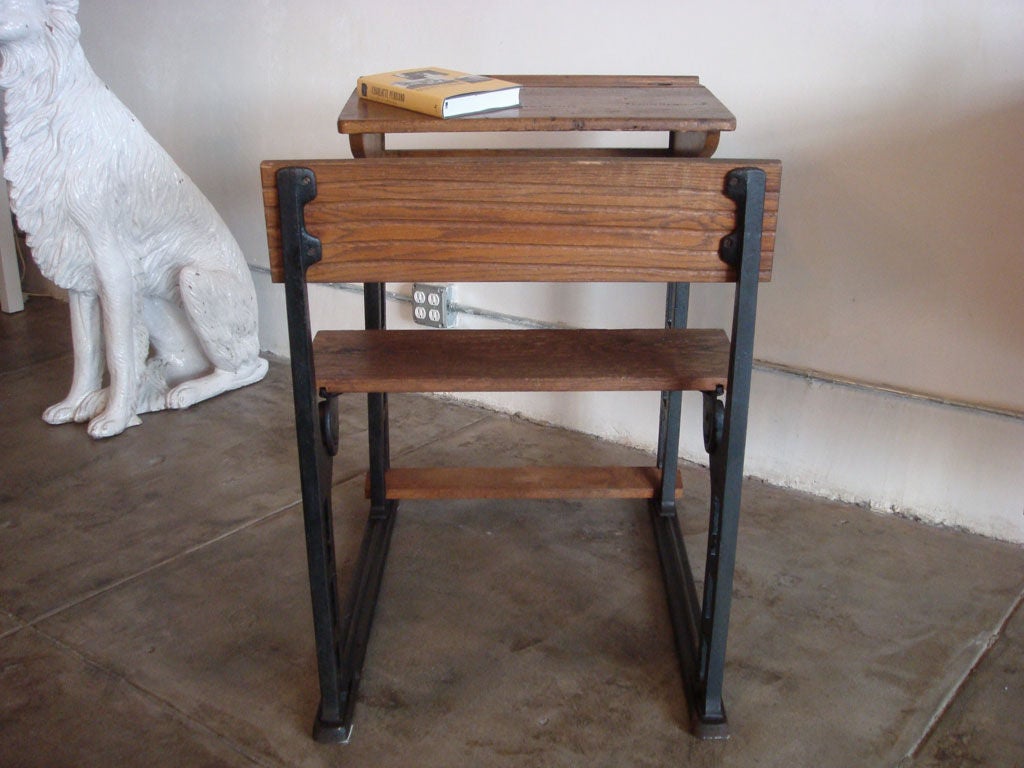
[315,328,729,394]
[366,466,684,500]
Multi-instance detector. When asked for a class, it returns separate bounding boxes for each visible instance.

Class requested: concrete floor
[1,296,1022,768]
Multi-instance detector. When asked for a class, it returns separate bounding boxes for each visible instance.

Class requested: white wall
[0,177,22,313]
[60,1,1024,542]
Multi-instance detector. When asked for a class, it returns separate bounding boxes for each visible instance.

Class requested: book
[357,67,521,119]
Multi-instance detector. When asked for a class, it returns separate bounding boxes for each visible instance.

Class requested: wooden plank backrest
[261,157,780,284]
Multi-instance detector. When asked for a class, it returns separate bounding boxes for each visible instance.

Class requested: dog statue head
[0,0,80,84]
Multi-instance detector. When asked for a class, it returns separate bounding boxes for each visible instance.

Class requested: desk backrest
[261,156,780,284]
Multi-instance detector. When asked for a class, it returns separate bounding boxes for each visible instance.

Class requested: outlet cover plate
[412,283,454,328]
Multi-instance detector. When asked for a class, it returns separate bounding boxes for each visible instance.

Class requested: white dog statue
[0,0,267,438]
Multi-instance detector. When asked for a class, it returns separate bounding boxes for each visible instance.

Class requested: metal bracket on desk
[719,167,765,268]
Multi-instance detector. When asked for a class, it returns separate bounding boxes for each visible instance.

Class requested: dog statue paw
[0,0,267,438]
[41,398,81,426]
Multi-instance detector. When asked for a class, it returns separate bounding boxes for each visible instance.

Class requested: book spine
[357,78,444,117]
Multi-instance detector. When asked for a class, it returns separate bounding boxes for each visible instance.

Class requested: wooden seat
[312,327,730,393]
[262,154,781,743]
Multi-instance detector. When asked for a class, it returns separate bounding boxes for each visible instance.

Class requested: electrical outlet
[412,283,454,328]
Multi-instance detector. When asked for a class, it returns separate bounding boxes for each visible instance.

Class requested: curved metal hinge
[319,394,340,456]
[702,388,725,454]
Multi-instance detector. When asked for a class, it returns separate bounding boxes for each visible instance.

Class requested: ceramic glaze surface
[0,0,266,438]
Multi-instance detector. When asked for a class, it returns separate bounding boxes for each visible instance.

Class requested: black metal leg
[652,383,715,736]
[652,385,735,739]
[301,394,349,741]
[310,282,399,741]
[322,496,397,742]
[275,167,352,742]
[651,281,716,731]
[364,282,391,510]
[657,282,689,506]
[311,282,400,742]
[691,389,731,735]
[689,167,767,736]
[648,491,703,700]
[651,168,767,738]
[311,411,397,744]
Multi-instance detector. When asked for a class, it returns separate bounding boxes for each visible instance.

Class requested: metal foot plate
[313,702,353,744]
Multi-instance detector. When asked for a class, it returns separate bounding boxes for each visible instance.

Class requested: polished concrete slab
[0,608,20,637]
[913,598,1024,767]
[1,626,257,767]
[2,297,1022,767]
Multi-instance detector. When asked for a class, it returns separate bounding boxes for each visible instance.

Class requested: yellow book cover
[357,67,521,118]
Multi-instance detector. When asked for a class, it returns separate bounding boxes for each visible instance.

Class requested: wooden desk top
[337,75,736,136]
